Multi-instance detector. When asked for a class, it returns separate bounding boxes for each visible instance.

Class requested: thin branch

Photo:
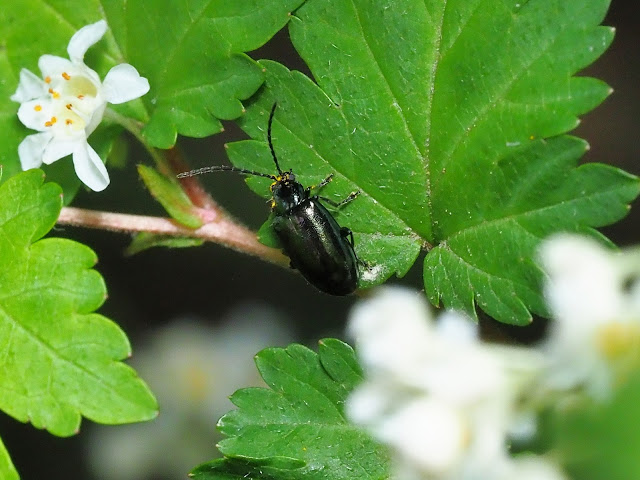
[57,207,289,267]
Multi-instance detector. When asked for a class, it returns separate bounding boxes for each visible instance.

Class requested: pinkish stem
[57,207,288,267]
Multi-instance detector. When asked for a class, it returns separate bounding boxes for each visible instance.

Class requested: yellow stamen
[62,72,71,80]
[65,119,73,125]
[44,76,51,84]
[66,104,73,110]
[77,94,84,100]
[34,105,42,112]
[48,88,60,99]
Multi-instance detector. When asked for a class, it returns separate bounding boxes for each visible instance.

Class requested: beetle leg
[336,190,361,207]
[307,173,334,196]
[317,173,334,190]
[340,227,355,247]
[320,190,361,208]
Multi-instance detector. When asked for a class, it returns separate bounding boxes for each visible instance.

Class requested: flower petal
[378,399,465,476]
[103,64,150,104]
[502,456,568,480]
[346,382,394,426]
[542,235,621,326]
[72,142,110,191]
[11,69,47,103]
[67,20,108,63]
[348,287,434,379]
[84,102,107,136]
[43,136,82,165]
[38,54,74,80]
[18,133,52,170]
[17,99,54,131]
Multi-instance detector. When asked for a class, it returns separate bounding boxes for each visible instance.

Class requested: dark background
[2,2,639,479]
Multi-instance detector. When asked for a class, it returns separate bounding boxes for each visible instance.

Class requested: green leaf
[0,437,19,480]
[108,0,308,148]
[228,0,639,323]
[256,214,283,249]
[138,165,203,228]
[125,232,204,256]
[193,458,313,480]
[196,339,389,480]
[0,170,158,441]
[553,369,640,479]
[424,136,639,322]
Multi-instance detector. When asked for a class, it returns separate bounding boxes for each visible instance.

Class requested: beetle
[178,103,361,295]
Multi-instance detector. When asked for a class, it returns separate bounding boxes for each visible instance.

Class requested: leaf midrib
[424,0,449,243]
[318,2,424,237]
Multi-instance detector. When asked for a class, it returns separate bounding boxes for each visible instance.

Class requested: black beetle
[178,104,361,295]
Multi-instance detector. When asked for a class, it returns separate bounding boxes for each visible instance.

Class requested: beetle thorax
[271,171,306,213]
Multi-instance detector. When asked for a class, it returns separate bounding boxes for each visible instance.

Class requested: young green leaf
[0,437,18,480]
[125,232,204,256]
[194,339,389,480]
[138,165,204,228]
[228,0,639,324]
[0,170,158,441]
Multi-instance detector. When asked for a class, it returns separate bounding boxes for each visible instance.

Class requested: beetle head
[271,170,306,213]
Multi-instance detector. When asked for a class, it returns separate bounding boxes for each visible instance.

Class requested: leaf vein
[441,22,571,171]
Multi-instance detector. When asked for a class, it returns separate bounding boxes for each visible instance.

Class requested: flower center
[41,70,101,135]
[597,322,640,361]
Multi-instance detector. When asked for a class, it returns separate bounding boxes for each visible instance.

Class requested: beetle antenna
[267,103,283,174]
[177,165,276,180]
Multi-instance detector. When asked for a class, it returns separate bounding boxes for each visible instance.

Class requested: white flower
[346,287,546,480]
[497,456,568,480]
[11,20,150,191]
[540,234,640,400]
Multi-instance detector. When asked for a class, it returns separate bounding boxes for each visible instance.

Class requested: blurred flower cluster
[87,304,293,480]
[346,234,640,480]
